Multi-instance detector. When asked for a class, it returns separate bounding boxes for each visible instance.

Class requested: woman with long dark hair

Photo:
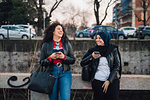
[80,32,122,100]
[40,21,75,100]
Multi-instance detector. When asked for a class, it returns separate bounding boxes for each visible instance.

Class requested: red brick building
[133,0,150,27]
[114,0,150,28]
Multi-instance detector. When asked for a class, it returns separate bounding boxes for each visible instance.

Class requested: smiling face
[53,25,64,38]
[96,35,105,46]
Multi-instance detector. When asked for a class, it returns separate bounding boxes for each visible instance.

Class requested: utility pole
[43,11,46,31]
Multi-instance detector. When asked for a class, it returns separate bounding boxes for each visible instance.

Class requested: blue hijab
[94,31,111,57]
[96,31,111,46]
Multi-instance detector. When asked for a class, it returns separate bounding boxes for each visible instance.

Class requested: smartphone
[56,52,61,54]
[94,51,100,54]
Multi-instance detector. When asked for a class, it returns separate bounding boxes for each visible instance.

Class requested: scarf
[93,31,112,57]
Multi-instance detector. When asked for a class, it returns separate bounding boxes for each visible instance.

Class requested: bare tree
[47,0,63,22]
[94,0,117,25]
[134,0,150,26]
[79,11,91,30]
[61,5,81,34]
[32,0,63,36]
[80,11,89,28]
[61,3,92,28]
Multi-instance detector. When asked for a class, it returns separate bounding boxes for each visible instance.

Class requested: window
[98,27,105,31]
[10,26,19,31]
[128,28,135,30]
[124,28,129,30]
[93,26,99,31]
[145,27,150,30]
[20,26,29,29]
[106,27,116,31]
[2,26,9,29]
[124,28,135,30]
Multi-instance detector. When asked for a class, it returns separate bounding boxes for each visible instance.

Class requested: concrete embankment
[0,39,150,74]
[0,39,150,100]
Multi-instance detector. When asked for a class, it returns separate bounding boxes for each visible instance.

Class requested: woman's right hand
[50,53,57,60]
[92,52,101,59]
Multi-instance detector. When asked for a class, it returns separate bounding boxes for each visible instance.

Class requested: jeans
[48,66,72,100]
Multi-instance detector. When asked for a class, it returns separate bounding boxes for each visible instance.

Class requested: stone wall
[0,39,150,74]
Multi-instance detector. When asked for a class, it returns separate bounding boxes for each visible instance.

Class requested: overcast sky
[45,0,114,27]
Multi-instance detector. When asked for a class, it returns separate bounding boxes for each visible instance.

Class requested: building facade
[133,0,150,27]
[113,0,150,28]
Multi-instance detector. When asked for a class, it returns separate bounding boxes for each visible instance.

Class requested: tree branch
[110,0,118,6]
[146,16,150,23]
[135,12,143,22]
[32,0,38,10]
[144,0,150,10]
[100,0,112,25]
[49,0,63,18]
[94,0,102,25]
[147,0,150,9]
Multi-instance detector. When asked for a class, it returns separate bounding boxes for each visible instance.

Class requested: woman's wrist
[63,55,65,60]
[48,56,52,62]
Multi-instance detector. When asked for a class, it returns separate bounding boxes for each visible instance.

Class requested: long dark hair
[41,21,69,47]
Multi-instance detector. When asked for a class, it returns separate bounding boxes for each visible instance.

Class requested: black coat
[80,44,122,83]
[40,41,75,72]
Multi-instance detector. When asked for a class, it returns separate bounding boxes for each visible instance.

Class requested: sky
[44,0,115,27]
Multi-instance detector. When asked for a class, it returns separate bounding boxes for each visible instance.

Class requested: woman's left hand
[102,80,110,93]
[56,52,65,59]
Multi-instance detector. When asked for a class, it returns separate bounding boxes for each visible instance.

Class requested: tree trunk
[37,0,43,36]
[94,0,100,25]
[143,1,147,26]
[37,8,43,36]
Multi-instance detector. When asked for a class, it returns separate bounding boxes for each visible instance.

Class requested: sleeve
[40,43,52,67]
[63,42,75,64]
[80,48,94,67]
[107,47,121,83]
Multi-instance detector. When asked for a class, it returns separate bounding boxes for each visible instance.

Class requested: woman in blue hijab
[81,32,122,100]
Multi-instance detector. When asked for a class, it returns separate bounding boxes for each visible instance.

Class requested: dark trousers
[92,79,120,100]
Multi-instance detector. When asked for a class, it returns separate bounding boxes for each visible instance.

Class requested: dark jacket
[80,44,122,83]
[40,40,75,72]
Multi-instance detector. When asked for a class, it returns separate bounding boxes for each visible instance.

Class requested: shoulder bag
[82,63,92,82]
[28,66,56,94]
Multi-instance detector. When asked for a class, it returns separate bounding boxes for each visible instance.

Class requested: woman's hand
[102,80,110,93]
[92,52,101,59]
[50,53,57,59]
[50,52,65,60]
[55,52,65,59]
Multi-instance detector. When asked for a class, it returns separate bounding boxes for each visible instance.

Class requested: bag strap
[38,66,50,73]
